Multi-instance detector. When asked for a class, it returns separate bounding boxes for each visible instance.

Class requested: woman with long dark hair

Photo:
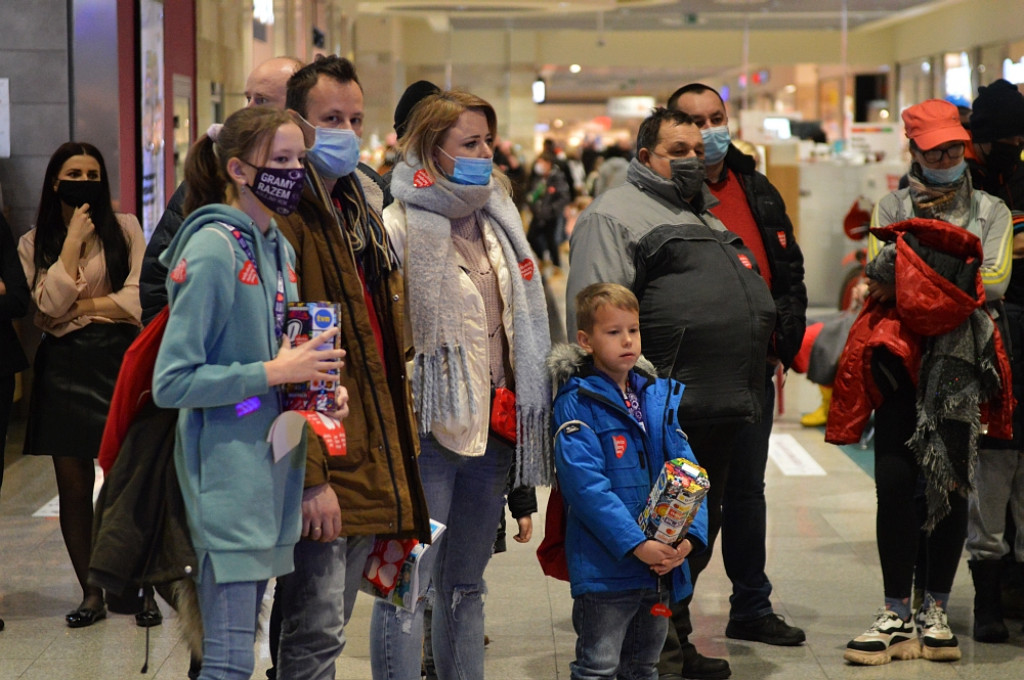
[18,142,145,627]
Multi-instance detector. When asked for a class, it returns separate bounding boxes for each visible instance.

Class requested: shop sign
[607,96,656,119]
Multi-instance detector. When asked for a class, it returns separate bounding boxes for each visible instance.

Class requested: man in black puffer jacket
[660,83,808,679]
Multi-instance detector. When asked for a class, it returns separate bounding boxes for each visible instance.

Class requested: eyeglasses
[920,142,965,163]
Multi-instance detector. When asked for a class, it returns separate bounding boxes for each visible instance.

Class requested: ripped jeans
[370,434,513,680]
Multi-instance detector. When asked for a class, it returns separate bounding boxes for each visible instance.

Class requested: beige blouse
[18,213,144,337]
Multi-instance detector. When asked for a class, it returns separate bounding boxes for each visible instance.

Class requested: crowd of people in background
[0,46,1023,680]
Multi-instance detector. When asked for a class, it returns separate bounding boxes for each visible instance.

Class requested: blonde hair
[575,282,639,333]
[396,89,511,195]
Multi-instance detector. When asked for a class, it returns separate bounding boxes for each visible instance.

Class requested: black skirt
[24,323,139,459]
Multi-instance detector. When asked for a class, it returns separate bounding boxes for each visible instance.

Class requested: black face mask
[56,180,104,208]
[987,142,1024,173]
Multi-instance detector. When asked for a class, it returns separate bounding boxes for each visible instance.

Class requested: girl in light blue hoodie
[154,107,345,680]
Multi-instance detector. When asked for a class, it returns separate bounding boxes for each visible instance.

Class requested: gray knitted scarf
[392,154,553,486]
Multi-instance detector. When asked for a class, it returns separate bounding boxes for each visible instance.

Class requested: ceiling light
[533,76,546,104]
[570,64,581,74]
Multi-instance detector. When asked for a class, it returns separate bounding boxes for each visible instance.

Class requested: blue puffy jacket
[549,344,708,602]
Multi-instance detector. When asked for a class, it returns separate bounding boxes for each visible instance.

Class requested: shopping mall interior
[2,1,1024,678]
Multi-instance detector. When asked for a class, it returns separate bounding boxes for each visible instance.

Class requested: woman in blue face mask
[369,90,553,680]
[836,98,1014,666]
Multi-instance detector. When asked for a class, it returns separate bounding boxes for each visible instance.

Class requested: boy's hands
[634,539,692,575]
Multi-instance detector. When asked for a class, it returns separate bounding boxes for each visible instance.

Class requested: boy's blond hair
[575,283,639,333]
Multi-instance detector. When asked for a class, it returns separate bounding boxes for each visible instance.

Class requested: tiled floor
[3,371,1024,679]
[4,282,1024,679]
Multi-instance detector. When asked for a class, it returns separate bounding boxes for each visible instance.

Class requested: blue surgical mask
[921,160,966,186]
[701,125,731,166]
[438,147,493,186]
[304,122,361,180]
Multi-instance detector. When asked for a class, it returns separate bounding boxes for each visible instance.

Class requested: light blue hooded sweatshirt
[154,204,304,583]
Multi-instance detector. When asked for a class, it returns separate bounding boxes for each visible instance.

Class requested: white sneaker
[917,594,961,661]
[843,609,921,666]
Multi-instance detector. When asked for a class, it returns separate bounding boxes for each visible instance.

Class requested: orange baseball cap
[902,99,971,151]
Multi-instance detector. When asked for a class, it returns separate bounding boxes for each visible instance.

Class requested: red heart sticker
[613,435,627,459]
[170,258,187,283]
[518,258,535,281]
[650,603,672,618]
[413,169,434,188]
[737,254,753,269]
[776,230,787,248]
[288,263,298,283]
[239,260,260,285]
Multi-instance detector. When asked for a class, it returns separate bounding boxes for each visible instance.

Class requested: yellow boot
[800,386,832,427]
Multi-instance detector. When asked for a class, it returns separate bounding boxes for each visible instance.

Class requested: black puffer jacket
[633,220,777,426]
[721,145,807,368]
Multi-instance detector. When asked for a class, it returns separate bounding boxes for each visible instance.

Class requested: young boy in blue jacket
[549,282,708,680]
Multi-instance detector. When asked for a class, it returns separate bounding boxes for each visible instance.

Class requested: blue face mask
[438,147,493,186]
[921,160,966,185]
[304,122,361,180]
[701,125,731,166]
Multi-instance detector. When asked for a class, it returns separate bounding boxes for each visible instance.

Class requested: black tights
[872,349,967,600]
[52,456,103,607]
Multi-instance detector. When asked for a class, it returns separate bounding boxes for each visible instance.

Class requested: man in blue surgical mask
[658,83,808,680]
[273,55,431,680]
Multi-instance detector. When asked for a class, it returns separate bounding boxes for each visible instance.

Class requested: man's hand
[328,385,350,421]
[301,483,342,542]
[513,515,533,543]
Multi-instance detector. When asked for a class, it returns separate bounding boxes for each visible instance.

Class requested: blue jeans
[370,434,513,680]
[275,534,373,680]
[196,556,267,680]
[721,371,775,621]
[571,589,668,680]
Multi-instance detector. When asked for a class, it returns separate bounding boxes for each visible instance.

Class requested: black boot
[970,559,1009,643]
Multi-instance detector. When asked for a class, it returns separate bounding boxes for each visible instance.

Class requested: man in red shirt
[658,83,808,680]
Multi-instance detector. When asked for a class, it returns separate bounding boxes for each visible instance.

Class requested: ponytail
[182,106,294,216]
[183,135,226,216]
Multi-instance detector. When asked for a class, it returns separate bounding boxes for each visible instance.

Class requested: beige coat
[383,201,516,456]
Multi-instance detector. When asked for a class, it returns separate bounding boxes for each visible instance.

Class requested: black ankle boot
[970,559,1009,643]
[680,648,731,679]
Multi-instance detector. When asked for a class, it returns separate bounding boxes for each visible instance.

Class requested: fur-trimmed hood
[546,343,658,389]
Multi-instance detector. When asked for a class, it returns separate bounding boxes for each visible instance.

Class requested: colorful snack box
[361,519,446,611]
[284,301,341,413]
[637,458,709,547]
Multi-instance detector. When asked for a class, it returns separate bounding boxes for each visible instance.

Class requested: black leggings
[872,349,968,600]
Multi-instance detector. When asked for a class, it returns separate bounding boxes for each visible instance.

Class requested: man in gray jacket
[566,107,777,680]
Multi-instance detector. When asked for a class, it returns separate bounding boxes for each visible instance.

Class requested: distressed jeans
[195,556,267,680]
[274,534,373,680]
[369,434,513,680]
[571,589,668,680]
